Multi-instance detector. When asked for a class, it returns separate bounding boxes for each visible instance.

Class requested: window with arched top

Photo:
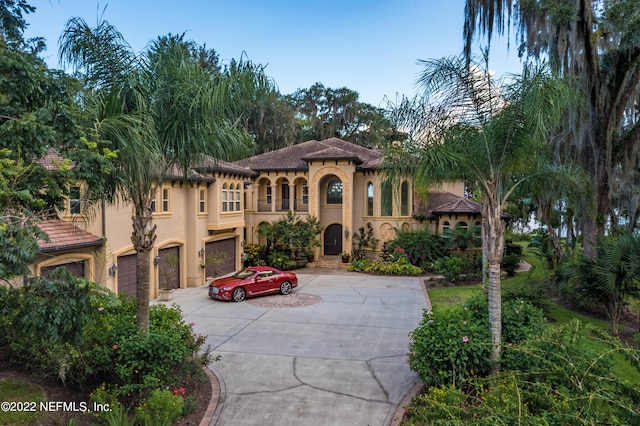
[381,180,392,216]
[326,178,343,204]
[366,182,374,216]
[229,184,235,211]
[401,181,409,216]
[236,184,241,211]
[222,183,228,212]
[442,221,451,237]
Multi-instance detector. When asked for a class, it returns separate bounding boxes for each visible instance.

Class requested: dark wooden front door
[324,224,342,255]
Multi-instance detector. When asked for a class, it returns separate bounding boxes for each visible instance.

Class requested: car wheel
[232,287,246,302]
[280,281,292,295]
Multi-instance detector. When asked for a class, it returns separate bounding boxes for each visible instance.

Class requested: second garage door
[205,238,236,277]
[158,246,180,290]
[117,253,137,298]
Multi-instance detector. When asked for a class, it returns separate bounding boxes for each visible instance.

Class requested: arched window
[222,183,228,212]
[401,181,410,216]
[366,182,374,216]
[326,178,343,204]
[228,184,235,211]
[442,221,451,237]
[381,180,392,216]
[235,184,241,211]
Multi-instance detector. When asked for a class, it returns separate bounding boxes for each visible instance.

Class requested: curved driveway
[170,272,428,426]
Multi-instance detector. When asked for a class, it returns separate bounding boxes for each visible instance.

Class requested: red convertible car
[208,266,298,302]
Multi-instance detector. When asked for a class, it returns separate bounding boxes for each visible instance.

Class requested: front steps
[307,255,349,269]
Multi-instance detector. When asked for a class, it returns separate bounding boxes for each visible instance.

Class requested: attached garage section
[117,253,137,298]
[158,246,180,290]
[41,260,86,279]
[205,238,236,277]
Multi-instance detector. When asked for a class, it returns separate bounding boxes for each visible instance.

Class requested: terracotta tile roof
[36,147,75,171]
[414,192,482,215]
[38,219,104,253]
[235,137,383,172]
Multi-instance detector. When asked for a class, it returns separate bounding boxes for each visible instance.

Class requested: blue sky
[25,0,522,106]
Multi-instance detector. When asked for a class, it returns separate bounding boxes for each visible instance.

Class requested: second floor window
[162,188,170,212]
[266,185,272,204]
[235,184,241,211]
[302,184,309,205]
[229,185,235,211]
[199,189,206,213]
[222,183,228,212]
[326,178,342,204]
[69,186,81,215]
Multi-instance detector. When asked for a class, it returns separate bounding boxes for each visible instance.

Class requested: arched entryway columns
[309,166,353,256]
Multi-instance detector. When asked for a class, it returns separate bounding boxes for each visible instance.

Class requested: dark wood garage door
[158,246,180,290]
[41,261,85,279]
[117,253,137,298]
[205,238,236,277]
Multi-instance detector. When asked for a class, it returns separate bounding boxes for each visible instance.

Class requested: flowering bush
[408,294,546,387]
[408,306,490,387]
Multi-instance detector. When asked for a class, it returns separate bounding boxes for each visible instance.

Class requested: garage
[205,238,236,277]
[41,260,85,279]
[158,246,180,290]
[117,253,137,298]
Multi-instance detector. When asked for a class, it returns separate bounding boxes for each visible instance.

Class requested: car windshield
[233,269,256,280]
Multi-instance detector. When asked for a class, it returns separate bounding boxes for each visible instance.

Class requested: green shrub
[409,295,546,387]
[388,230,445,269]
[408,307,491,387]
[243,243,266,265]
[501,253,522,277]
[136,389,183,426]
[432,255,466,282]
[351,222,378,261]
[347,256,423,275]
[267,250,297,270]
[404,321,640,425]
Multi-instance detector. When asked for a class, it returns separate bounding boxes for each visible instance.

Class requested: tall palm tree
[463,0,640,259]
[59,19,267,329]
[386,57,576,372]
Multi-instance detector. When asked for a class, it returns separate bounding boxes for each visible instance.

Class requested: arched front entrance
[324,224,342,255]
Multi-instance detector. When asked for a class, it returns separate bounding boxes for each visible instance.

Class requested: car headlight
[221,286,231,292]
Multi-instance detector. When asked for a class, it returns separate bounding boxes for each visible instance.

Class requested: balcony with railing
[257,199,309,213]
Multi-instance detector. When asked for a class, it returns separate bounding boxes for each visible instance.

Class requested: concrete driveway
[169,271,428,426]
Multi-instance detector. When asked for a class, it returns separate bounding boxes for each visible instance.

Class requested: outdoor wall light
[108,264,118,276]
[344,227,349,239]
[198,248,205,258]
[154,255,160,266]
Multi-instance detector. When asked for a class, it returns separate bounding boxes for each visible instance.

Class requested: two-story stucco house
[27,138,481,299]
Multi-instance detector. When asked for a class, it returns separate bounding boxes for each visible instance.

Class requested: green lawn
[0,378,47,425]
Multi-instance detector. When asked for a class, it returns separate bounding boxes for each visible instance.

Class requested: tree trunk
[131,194,157,330]
[482,196,506,375]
